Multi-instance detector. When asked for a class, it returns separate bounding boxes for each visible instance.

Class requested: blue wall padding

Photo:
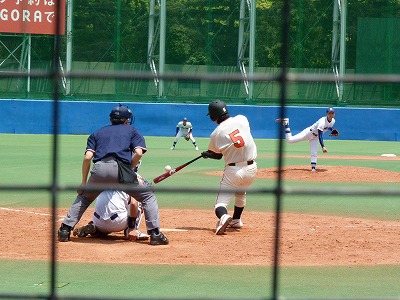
[1,99,399,141]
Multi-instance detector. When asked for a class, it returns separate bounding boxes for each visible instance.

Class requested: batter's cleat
[73,223,96,237]
[311,168,317,172]
[149,232,169,245]
[195,146,199,151]
[275,118,289,126]
[58,227,71,242]
[215,214,232,235]
[228,219,243,228]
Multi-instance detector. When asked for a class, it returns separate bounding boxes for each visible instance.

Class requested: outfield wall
[1,99,400,141]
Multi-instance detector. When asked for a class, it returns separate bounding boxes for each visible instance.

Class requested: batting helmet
[110,104,133,124]
[207,100,228,121]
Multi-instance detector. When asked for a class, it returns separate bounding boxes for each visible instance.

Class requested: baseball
[165,165,172,172]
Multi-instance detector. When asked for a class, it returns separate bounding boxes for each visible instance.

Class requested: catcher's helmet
[207,100,228,121]
[110,104,133,124]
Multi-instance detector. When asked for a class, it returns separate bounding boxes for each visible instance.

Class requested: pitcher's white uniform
[283,108,335,171]
[208,115,257,209]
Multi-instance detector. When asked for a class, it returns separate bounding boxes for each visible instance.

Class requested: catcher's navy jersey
[86,124,147,164]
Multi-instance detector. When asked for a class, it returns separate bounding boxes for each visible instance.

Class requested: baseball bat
[153,155,203,184]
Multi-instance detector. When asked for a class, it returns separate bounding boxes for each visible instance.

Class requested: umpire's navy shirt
[86,124,147,164]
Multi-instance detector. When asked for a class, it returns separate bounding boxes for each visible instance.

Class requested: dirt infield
[1,165,399,267]
[1,207,399,267]
[251,164,400,182]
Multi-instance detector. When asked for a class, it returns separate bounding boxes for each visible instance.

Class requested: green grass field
[1,134,400,299]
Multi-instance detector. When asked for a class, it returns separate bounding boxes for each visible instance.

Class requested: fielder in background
[57,104,169,246]
[201,100,257,235]
[171,117,199,150]
[276,107,338,172]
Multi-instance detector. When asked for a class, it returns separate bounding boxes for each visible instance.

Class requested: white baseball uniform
[207,115,257,209]
[92,190,130,233]
[285,116,335,167]
[171,119,198,150]
[91,173,148,234]
[174,121,195,142]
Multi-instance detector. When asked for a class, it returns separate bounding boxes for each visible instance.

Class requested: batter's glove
[329,129,339,136]
[201,150,223,160]
[184,134,190,141]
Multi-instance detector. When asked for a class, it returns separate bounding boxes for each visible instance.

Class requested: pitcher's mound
[206,165,400,182]
[257,166,400,182]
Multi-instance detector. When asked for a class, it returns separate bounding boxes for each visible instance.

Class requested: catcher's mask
[110,104,134,125]
[207,100,228,121]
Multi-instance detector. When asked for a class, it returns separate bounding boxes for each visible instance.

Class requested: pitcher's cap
[326,107,335,113]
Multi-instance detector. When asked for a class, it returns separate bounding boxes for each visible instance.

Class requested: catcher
[170,117,199,151]
[72,161,150,241]
[72,189,149,241]
[276,107,339,172]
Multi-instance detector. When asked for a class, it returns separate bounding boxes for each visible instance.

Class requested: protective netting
[1,1,399,106]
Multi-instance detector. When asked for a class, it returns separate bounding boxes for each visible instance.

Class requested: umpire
[58,104,169,246]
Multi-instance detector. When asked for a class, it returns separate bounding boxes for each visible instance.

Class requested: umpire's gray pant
[62,157,161,234]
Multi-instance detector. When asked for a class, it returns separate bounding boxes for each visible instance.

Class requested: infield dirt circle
[1,163,400,266]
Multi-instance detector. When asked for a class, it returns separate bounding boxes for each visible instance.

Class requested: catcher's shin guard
[134,202,148,241]
[135,202,144,229]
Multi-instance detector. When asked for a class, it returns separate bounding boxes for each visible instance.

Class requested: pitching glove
[329,129,339,136]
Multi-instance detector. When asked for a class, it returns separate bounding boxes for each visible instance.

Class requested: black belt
[228,160,254,167]
[94,212,118,220]
[310,129,317,137]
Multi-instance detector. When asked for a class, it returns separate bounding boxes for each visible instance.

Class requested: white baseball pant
[214,162,257,209]
[285,128,319,164]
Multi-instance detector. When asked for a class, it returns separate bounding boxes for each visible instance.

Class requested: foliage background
[1,0,396,68]
[1,1,400,104]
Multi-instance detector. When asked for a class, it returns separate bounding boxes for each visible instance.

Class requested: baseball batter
[201,100,257,235]
[58,104,169,246]
[276,107,337,172]
[171,117,199,150]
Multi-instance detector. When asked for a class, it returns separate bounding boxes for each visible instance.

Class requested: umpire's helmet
[110,104,133,124]
[207,100,228,121]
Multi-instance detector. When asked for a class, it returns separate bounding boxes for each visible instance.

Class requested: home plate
[161,228,188,232]
[381,154,397,157]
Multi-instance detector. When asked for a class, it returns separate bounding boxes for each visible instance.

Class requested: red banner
[0,0,66,35]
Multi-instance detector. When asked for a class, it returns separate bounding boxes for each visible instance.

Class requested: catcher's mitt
[184,134,190,141]
[329,129,339,136]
